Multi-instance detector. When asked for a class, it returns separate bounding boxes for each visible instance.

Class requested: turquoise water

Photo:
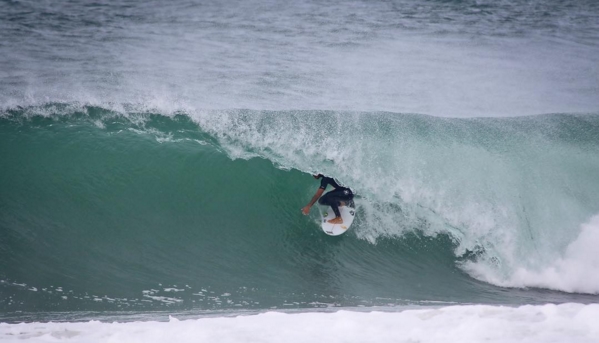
[1,106,598,322]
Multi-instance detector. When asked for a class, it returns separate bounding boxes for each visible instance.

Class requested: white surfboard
[321,205,356,236]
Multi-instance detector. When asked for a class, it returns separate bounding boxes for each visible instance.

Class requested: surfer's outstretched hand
[301,206,311,215]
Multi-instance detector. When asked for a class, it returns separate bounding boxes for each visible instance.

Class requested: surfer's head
[313,173,323,179]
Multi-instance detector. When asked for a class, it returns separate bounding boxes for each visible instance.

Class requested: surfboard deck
[321,205,356,236]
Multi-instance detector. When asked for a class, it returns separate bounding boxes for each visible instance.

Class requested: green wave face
[1,105,599,316]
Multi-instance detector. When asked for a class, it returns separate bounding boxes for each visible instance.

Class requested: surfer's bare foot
[328,217,343,224]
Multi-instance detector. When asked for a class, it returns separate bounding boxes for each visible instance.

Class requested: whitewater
[1,305,599,343]
[1,0,599,342]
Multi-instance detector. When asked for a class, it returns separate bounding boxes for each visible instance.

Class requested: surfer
[302,174,354,224]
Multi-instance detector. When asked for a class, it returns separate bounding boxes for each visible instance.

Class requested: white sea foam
[1,304,598,343]
[466,214,599,294]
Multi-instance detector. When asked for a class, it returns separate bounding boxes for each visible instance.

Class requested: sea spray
[192,109,599,293]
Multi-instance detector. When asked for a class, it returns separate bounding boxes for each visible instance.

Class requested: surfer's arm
[302,188,325,215]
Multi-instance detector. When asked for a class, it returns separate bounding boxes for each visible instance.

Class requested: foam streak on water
[1,304,599,343]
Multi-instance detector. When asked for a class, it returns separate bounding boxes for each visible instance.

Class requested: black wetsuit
[317,176,354,217]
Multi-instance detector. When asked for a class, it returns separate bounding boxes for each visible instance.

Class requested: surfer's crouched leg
[320,189,354,224]
[327,205,343,223]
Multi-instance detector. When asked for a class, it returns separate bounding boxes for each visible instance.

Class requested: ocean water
[1,0,599,341]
